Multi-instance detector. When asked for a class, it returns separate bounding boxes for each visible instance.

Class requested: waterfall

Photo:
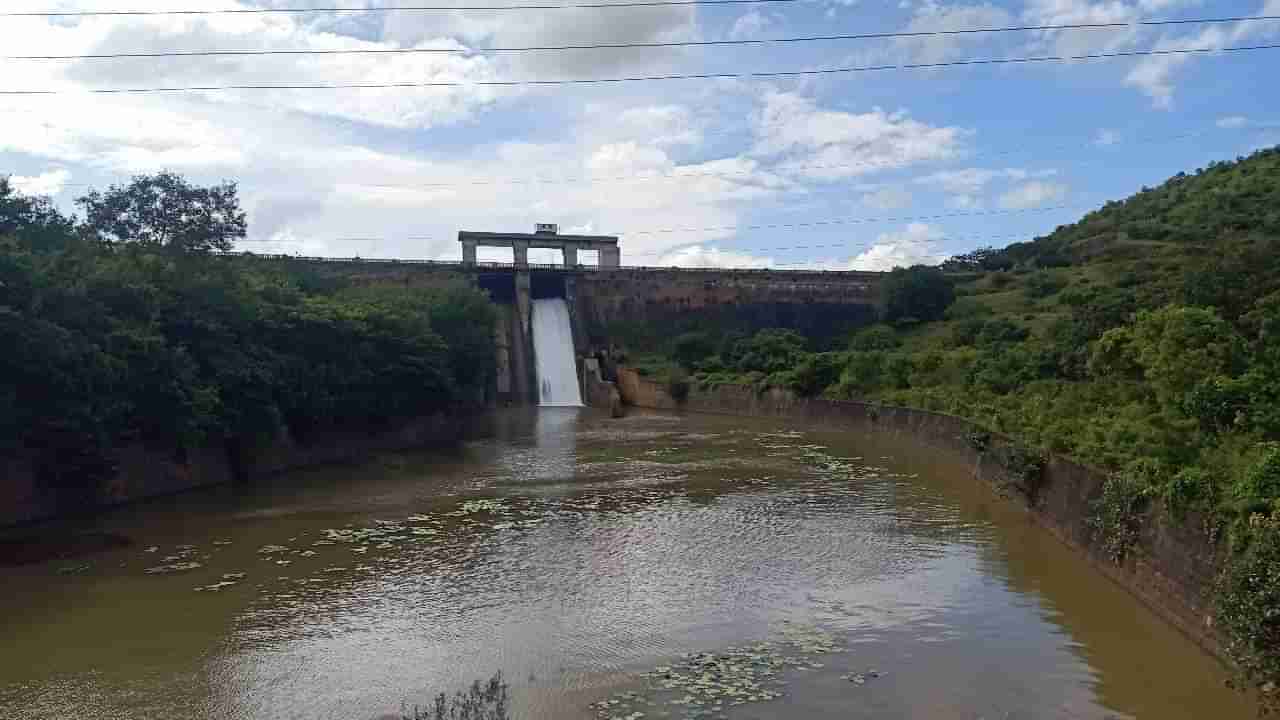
[531,298,583,407]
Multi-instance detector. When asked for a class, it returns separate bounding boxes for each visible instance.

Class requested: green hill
[631,146,1280,704]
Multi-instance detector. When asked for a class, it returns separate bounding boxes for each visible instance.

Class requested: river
[0,409,1251,719]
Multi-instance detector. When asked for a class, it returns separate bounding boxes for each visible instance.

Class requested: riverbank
[0,412,468,532]
[616,367,1228,663]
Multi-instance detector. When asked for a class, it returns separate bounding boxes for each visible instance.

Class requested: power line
[387,205,1073,243]
[320,125,1266,191]
[2,0,801,17]
[7,15,1279,60]
[3,43,1278,95]
[236,229,1040,265]
[45,123,1275,207]
[619,204,1074,239]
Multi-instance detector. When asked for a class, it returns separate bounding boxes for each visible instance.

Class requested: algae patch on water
[589,626,851,720]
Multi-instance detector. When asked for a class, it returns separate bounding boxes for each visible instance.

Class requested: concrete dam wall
[268,257,885,404]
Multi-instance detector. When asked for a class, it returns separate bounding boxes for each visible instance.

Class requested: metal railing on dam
[228,253,882,277]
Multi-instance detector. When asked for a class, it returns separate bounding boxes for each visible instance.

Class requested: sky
[1,0,1278,269]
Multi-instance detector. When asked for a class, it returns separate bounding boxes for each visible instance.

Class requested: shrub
[849,325,900,352]
[1024,271,1067,299]
[1216,514,1280,714]
[975,318,1030,347]
[728,329,806,374]
[786,352,844,397]
[1161,466,1218,519]
[1088,461,1158,563]
[672,332,715,369]
[943,296,994,320]
[838,352,886,395]
[1234,443,1280,506]
[950,317,988,347]
[882,265,955,324]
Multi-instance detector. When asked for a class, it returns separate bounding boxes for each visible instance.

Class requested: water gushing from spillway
[531,297,583,407]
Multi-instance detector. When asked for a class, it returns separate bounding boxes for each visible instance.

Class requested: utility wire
[2,0,802,17]
[7,15,1279,60]
[316,125,1266,190]
[619,204,1073,238]
[49,123,1273,201]
[3,43,1278,95]
[387,205,1073,242]
[237,229,1039,265]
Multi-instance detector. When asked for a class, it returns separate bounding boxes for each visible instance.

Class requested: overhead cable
[3,0,803,18]
[3,43,1278,95]
[7,15,1279,59]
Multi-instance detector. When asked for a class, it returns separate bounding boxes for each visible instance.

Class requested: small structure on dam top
[458,224,620,268]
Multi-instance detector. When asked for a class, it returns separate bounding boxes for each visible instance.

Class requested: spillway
[531,297,583,407]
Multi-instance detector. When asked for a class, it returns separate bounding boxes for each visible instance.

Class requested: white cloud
[915,167,1054,195]
[1217,115,1250,129]
[946,194,983,209]
[752,90,968,181]
[8,169,72,196]
[1123,3,1280,108]
[862,186,912,210]
[834,223,947,271]
[1020,0,1146,56]
[729,11,774,41]
[999,180,1068,209]
[892,2,1014,63]
[653,245,777,268]
[381,2,698,78]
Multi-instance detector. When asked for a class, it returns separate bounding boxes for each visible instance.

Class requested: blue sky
[1,0,1278,269]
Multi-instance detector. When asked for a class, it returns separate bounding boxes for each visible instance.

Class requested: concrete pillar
[600,246,621,268]
[565,275,586,400]
[494,306,512,400]
[461,239,478,265]
[513,240,529,268]
[512,271,535,402]
[562,242,578,267]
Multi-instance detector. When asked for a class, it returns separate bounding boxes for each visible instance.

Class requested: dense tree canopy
[77,172,246,253]
[1,173,495,500]
[882,265,955,324]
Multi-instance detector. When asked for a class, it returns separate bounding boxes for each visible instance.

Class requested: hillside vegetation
[626,146,1280,706]
[1,173,495,502]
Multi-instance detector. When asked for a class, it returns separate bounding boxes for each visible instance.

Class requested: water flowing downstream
[0,410,1250,719]
[531,298,583,407]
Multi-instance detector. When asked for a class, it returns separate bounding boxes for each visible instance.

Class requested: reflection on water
[0,409,1252,719]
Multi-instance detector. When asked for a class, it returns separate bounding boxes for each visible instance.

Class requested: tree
[729,329,806,374]
[848,324,900,352]
[1128,305,1243,408]
[77,172,246,253]
[672,332,715,369]
[882,265,955,324]
[0,176,77,253]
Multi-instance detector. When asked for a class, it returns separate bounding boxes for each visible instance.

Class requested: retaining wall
[1,414,460,528]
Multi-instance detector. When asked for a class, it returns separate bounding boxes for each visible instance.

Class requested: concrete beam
[600,246,621,268]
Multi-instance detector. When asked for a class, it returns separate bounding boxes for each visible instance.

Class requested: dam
[256,225,884,404]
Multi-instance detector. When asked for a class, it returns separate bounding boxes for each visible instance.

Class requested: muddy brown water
[0,409,1252,719]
